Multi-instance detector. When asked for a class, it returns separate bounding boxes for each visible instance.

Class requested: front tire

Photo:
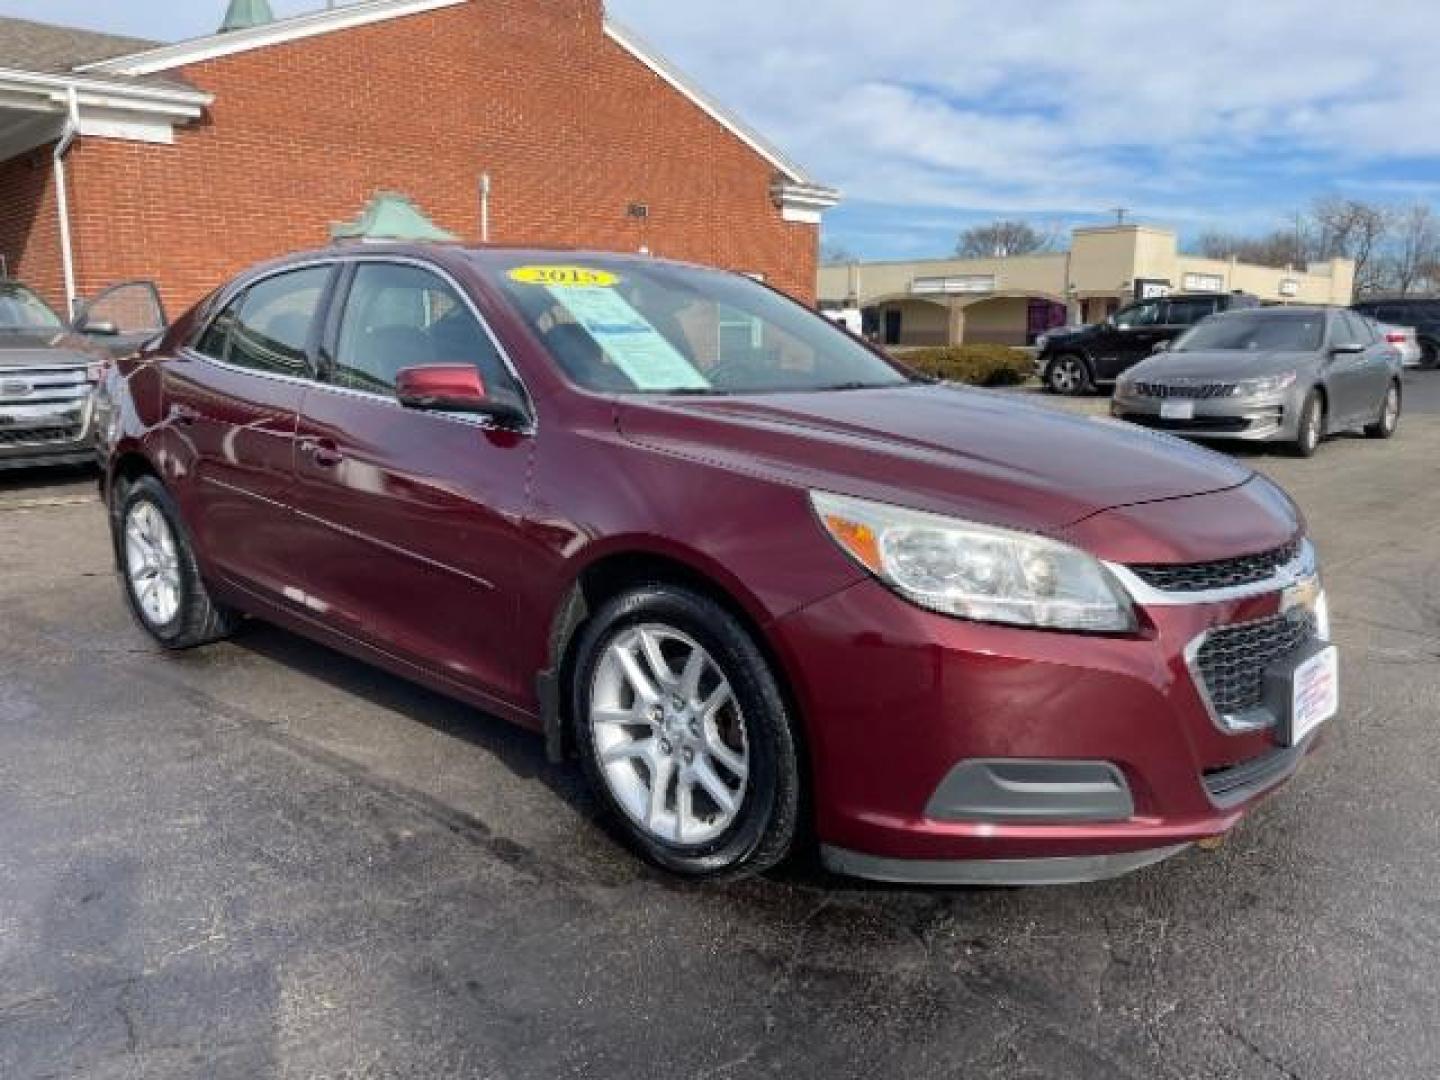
[1291,391,1325,458]
[571,584,800,879]
[1365,380,1401,439]
[1045,353,1093,396]
[116,476,238,649]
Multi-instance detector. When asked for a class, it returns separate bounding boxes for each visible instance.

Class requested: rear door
[166,264,334,600]
[289,259,537,705]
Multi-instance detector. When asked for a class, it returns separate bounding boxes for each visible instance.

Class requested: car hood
[616,384,1254,535]
[1128,349,1317,381]
[0,329,96,367]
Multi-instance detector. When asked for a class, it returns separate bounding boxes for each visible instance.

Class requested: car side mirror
[78,318,119,336]
[395,364,528,428]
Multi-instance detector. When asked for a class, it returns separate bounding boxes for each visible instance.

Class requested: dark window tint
[225,267,329,375]
[334,262,513,395]
[195,299,238,360]
[1115,301,1160,329]
[1164,298,1215,326]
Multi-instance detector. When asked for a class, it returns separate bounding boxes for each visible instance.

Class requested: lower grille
[0,423,83,448]
[1128,414,1252,434]
[1196,610,1317,717]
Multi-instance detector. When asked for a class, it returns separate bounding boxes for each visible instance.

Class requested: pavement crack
[1220,1021,1303,1080]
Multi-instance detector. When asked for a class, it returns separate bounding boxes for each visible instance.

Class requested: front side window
[1174,311,1325,353]
[1114,302,1160,329]
[333,262,514,396]
[1335,312,1373,347]
[0,284,65,332]
[489,259,911,395]
[199,267,329,375]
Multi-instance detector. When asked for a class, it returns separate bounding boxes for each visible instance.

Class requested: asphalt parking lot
[3,377,1439,1079]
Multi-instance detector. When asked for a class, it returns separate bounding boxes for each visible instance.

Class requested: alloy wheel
[589,624,750,847]
[1049,357,1085,395]
[124,501,182,627]
[1383,385,1400,432]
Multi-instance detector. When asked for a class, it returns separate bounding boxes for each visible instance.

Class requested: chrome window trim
[325,254,538,436]
[1105,538,1317,608]
[184,252,538,436]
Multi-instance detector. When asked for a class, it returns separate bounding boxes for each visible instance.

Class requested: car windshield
[488,258,913,395]
[0,284,65,332]
[1175,310,1324,353]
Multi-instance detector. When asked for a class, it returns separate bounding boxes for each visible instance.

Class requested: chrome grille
[1196,610,1317,717]
[1130,538,1302,593]
[1131,381,1238,399]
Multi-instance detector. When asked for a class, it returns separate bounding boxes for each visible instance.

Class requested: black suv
[1038,292,1260,395]
[1351,298,1440,368]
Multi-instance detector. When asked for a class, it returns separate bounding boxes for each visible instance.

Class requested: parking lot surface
[3,377,1439,1079]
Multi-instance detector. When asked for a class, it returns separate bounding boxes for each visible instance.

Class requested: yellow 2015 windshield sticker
[508,265,619,288]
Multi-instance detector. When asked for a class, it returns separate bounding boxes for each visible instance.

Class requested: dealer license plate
[1160,400,1195,421]
[1287,645,1339,746]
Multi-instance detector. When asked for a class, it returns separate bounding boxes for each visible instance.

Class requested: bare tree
[1310,197,1390,294]
[1387,204,1440,296]
[955,220,1059,258]
[1191,229,1305,270]
[820,241,857,265]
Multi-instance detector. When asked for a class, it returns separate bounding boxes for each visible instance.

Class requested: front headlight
[810,491,1136,633]
[1233,372,1298,396]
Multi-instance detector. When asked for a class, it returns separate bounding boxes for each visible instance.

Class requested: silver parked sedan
[1112,306,1403,457]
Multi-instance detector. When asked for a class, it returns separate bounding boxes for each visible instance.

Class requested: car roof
[253,242,721,279]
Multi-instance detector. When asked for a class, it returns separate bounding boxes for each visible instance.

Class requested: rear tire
[571,583,800,880]
[1365,381,1401,439]
[116,476,238,649]
[1045,353,1093,396]
[1291,391,1325,458]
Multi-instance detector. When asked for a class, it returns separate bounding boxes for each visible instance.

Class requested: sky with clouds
[7,0,1438,258]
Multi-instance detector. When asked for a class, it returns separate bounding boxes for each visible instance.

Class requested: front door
[166,264,333,601]
[290,260,536,706]
[1102,298,1166,378]
[75,281,168,358]
[1325,311,1382,424]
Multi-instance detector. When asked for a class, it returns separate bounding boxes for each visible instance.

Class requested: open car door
[73,280,168,358]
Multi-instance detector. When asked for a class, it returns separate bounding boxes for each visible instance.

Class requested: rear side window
[227,267,330,376]
[333,262,514,396]
[1164,298,1215,326]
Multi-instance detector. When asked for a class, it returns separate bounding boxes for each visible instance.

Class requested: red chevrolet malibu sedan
[100,245,1339,884]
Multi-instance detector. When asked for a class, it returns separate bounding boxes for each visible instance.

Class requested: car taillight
[1385,332,1407,344]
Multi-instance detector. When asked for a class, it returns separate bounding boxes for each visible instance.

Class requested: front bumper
[1111,391,1298,442]
[771,571,1328,885]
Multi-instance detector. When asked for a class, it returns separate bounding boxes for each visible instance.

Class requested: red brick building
[0,0,838,320]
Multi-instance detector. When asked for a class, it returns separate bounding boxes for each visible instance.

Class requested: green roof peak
[221,0,276,33]
[330,192,459,244]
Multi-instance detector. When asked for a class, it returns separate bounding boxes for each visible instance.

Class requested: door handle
[300,437,344,468]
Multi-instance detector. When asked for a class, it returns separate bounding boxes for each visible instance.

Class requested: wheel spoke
[678,647,706,701]
[602,739,654,766]
[675,773,696,843]
[617,645,661,705]
[646,752,675,828]
[704,730,748,780]
[637,628,676,689]
[592,705,645,729]
[692,758,736,817]
[699,681,733,721]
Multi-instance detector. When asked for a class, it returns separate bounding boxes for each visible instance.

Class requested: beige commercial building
[818,225,1356,348]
